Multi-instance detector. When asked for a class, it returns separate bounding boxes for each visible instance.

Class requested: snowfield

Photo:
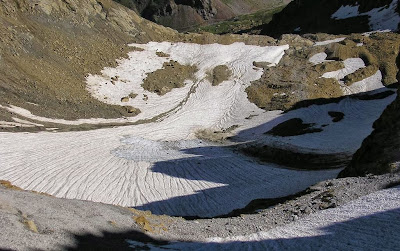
[0,42,395,217]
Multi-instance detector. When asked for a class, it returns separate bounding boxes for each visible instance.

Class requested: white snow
[314,37,346,46]
[233,93,396,154]
[321,57,386,95]
[308,52,328,64]
[129,186,400,250]
[0,42,395,217]
[0,42,342,218]
[342,70,386,95]
[367,0,400,31]
[85,42,289,128]
[332,0,400,31]
[1,42,289,127]
[0,125,341,217]
[321,58,365,80]
[363,29,391,37]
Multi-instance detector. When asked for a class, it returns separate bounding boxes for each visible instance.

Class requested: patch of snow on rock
[342,70,385,95]
[321,58,365,80]
[332,0,400,31]
[314,37,346,46]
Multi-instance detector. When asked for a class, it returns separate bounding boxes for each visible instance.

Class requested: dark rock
[260,0,397,37]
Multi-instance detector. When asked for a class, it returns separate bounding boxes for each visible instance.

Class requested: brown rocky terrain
[246,32,400,111]
[0,0,177,123]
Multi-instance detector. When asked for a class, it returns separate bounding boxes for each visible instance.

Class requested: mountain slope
[114,0,291,31]
[261,0,400,37]
[0,0,178,126]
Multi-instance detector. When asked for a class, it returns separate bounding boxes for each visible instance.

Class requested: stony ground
[1,172,399,250]
[157,172,400,241]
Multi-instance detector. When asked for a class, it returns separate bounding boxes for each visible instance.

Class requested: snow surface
[0,42,395,217]
[86,42,289,127]
[128,186,400,250]
[0,42,340,217]
[314,37,346,46]
[321,58,365,80]
[0,118,44,128]
[308,52,328,64]
[331,4,360,19]
[332,0,400,31]
[233,93,396,154]
[321,58,386,95]
[0,127,341,217]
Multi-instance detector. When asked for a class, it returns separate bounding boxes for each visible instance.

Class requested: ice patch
[321,58,365,80]
[309,52,328,64]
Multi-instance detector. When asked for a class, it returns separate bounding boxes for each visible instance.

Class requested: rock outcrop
[339,51,400,177]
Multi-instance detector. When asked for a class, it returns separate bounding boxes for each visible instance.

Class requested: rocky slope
[261,0,400,37]
[0,0,276,132]
[0,0,178,126]
[114,0,290,31]
[1,172,399,250]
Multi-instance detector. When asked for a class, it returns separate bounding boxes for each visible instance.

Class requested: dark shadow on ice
[131,87,396,218]
[229,87,396,169]
[232,87,396,144]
